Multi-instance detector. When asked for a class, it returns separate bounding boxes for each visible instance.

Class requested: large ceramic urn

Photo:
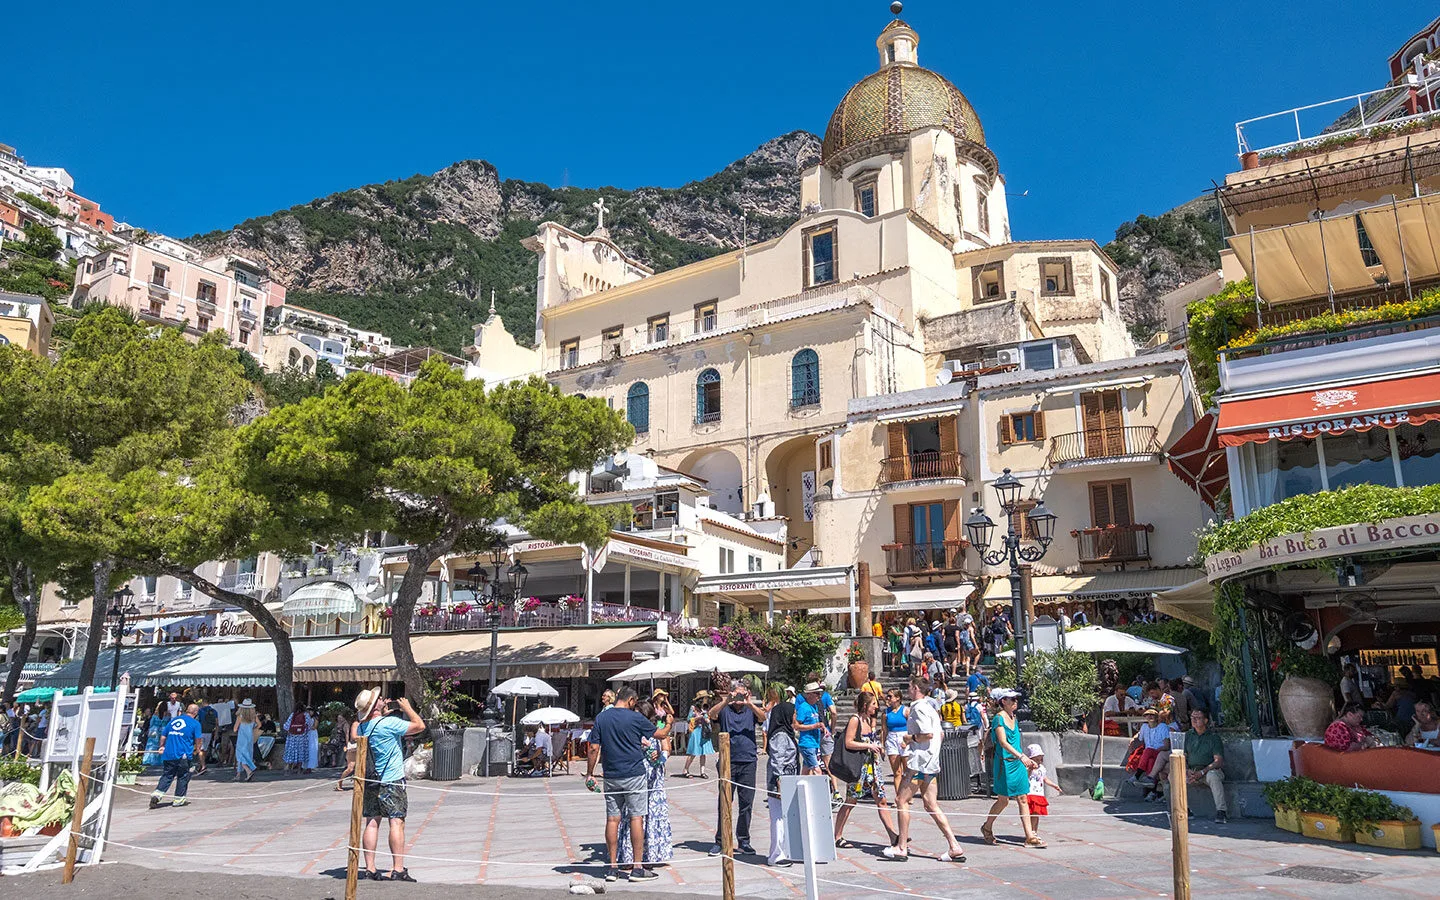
[1278,675,1335,738]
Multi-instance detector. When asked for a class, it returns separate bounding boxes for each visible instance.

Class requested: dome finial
[890,1,903,15]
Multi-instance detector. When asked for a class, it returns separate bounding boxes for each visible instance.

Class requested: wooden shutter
[886,422,909,480]
[1033,410,1046,440]
[1089,482,1113,527]
[999,414,1014,445]
[893,504,913,546]
[1109,481,1134,526]
[1101,392,1124,455]
[1082,392,1102,433]
[939,415,957,457]
[942,500,961,542]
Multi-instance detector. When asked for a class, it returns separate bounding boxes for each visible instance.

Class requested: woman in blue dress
[617,695,675,868]
[981,690,1045,847]
[233,700,258,781]
[680,693,713,778]
[142,702,166,766]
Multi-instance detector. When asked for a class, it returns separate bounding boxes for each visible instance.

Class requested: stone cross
[592,197,608,230]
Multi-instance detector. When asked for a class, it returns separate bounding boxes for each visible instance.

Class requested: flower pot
[847,660,870,689]
[1299,811,1353,843]
[116,772,138,785]
[1241,151,1260,170]
[0,816,16,838]
[1273,806,1301,834]
[1355,819,1421,851]
[1277,676,1334,739]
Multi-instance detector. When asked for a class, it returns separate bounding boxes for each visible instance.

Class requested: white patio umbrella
[520,706,581,726]
[997,625,1185,657]
[607,646,768,683]
[491,675,559,697]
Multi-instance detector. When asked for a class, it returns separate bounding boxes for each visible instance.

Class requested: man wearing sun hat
[354,688,425,882]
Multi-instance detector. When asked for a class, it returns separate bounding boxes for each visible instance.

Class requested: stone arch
[763,434,820,566]
[680,447,745,516]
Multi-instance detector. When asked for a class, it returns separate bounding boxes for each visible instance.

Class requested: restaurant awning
[1153,578,1217,630]
[283,581,363,619]
[1358,193,1440,282]
[32,636,358,689]
[695,566,892,611]
[1227,216,1379,304]
[1216,371,1440,446]
[293,625,652,682]
[1166,412,1228,510]
[982,569,1205,607]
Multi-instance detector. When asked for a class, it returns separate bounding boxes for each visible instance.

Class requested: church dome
[820,18,989,170]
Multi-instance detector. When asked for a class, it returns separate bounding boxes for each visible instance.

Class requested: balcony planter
[1299,811,1353,843]
[1272,806,1301,834]
[116,771,139,786]
[880,543,902,551]
[1241,150,1260,170]
[1354,819,1421,850]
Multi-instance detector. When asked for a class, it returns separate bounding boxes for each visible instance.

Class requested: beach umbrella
[607,647,768,682]
[997,625,1185,657]
[520,706,580,726]
[491,676,559,697]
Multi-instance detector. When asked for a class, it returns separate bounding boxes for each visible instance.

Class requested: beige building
[0,291,54,355]
[261,332,318,375]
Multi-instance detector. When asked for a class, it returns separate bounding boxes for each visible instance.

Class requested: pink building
[72,239,283,357]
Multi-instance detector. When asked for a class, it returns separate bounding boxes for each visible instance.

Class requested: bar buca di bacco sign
[1203,513,1440,582]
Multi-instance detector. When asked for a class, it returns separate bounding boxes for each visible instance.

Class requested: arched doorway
[680,447,745,515]
[764,435,820,566]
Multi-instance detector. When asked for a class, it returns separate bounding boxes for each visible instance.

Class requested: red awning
[1166,412,1228,510]
[1216,371,1440,447]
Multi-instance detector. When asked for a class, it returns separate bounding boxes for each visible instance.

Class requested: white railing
[544,280,903,372]
[1236,72,1440,158]
[218,571,262,594]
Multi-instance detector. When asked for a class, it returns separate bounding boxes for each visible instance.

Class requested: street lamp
[106,586,140,690]
[965,468,1058,677]
[475,538,529,724]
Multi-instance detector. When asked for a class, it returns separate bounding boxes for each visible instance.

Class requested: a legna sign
[1204,513,1440,582]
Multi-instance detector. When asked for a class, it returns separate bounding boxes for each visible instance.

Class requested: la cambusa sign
[1204,512,1440,582]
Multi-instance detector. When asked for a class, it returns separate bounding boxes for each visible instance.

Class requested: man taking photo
[355,689,425,883]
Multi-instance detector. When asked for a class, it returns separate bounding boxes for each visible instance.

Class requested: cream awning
[982,569,1203,607]
[1358,193,1440,282]
[695,567,892,610]
[283,581,362,619]
[293,625,652,682]
[1227,216,1377,304]
[1153,578,1216,630]
[34,636,357,689]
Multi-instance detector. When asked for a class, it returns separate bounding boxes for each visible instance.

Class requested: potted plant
[1261,776,1305,833]
[1297,781,1355,843]
[450,601,472,616]
[845,642,869,688]
[1345,790,1421,851]
[116,753,146,785]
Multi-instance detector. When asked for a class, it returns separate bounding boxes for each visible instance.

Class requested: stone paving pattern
[101,760,1438,899]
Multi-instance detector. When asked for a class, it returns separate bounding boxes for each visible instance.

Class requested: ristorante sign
[1217,372,1440,447]
[1204,512,1440,582]
[1264,409,1413,439]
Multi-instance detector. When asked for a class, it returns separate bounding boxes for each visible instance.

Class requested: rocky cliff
[192,130,1220,354]
[190,132,821,354]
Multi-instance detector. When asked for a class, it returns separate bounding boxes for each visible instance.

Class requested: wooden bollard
[718,732,734,900]
[345,736,369,900]
[61,737,97,884]
[1169,748,1190,900]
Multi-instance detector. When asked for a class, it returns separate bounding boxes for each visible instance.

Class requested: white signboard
[1203,513,1440,582]
[778,774,834,900]
[48,694,83,761]
[801,470,816,522]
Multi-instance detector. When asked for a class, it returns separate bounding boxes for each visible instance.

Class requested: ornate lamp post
[106,586,140,690]
[964,468,1058,676]
[474,537,528,723]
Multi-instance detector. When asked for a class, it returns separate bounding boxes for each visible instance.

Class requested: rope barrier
[107,778,336,800]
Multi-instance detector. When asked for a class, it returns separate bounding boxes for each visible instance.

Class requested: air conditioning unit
[653,516,677,529]
[944,360,966,374]
[961,361,984,372]
[993,348,1020,366]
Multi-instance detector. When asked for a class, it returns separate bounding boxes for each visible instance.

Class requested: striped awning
[31,636,358,689]
[283,581,363,618]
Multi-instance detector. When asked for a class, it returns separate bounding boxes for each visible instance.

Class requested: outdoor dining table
[1106,714,1149,737]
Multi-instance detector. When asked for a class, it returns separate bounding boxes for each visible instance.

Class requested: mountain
[1102,196,1225,339]
[189,132,822,355]
[191,131,1222,355]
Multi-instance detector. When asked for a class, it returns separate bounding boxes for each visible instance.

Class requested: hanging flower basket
[519,597,542,613]
[450,602,473,616]
[558,594,585,611]
[417,605,440,617]
[379,607,394,619]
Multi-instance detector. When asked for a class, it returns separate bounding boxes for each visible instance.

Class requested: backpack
[288,712,307,735]
[200,706,219,732]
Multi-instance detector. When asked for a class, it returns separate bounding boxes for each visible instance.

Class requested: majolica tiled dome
[820,64,986,167]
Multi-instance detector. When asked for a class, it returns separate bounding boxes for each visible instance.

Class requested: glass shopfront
[1237,420,1440,513]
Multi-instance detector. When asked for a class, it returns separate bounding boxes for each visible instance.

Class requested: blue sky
[5,1,1435,243]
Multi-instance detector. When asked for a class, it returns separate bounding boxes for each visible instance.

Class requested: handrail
[1050,426,1159,464]
[1073,524,1152,563]
[879,451,965,485]
[884,541,971,577]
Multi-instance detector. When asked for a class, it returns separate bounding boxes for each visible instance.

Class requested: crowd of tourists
[0,700,49,756]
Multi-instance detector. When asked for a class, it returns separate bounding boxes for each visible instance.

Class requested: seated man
[1324,702,1377,752]
[1103,682,1140,736]
[518,725,553,774]
[1184,709,1228,823]
[1124,708,1171,801]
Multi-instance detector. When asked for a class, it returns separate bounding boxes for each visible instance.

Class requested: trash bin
[481,729,513,777]
[431,728,464,781]
[937,725,973,800]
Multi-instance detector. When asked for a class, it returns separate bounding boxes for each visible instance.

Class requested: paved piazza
[92,760,1435,899]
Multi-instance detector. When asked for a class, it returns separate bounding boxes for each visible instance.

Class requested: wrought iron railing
[1050,426,1159,464]
[1073,524,1153,563]
[376,599,682,633]
[879,451,965,485]
[885,541,970,577]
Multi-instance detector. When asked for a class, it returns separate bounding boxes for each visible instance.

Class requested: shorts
[362,781,409,820]
[1027,794,1049,815]
[798,745,820,769]
[883,732,909,758]
[603,775,648,820]
[909,770,939,784]
[820,730,834,758]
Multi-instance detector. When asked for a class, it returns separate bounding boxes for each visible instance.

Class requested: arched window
[696,368,721,423]
[791,349,820,408]
[627,382,650,434]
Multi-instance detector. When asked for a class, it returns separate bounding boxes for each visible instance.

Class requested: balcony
[1050,426,1159,467]
[879,451,966,488]
[218,571,264,595]
[377,599,682,633]
[884,541,971,580]
[1073,524,1153,564]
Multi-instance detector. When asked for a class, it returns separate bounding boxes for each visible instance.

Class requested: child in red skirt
[1025,743,1062,835]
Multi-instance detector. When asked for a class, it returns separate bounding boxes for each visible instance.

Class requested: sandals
[981,823,996,845]
[834,838,854,849]
[1025,837,1047,849]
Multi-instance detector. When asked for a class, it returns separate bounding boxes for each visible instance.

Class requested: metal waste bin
[431,728,464,781]
[937,725,971,800]
[481,729,513,777]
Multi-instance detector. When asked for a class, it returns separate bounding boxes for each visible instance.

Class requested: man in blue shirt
[150,703,202,809]
[706,683,765,858]
[967,670,991,695]
[793,682,826,774]
[356,689,426,882]
[586,687,659,882]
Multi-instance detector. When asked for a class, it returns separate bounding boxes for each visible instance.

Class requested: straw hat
[354,687,383,718]
[238,699,256,709]
[943,688,960,703]
[803,681,822,693]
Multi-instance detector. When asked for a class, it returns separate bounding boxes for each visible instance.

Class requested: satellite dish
[936,368,953,386]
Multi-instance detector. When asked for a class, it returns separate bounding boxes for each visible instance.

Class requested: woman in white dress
[304,708,320,774]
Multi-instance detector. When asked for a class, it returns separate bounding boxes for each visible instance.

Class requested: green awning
[14,685,112,703]
[31,637,357,690]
